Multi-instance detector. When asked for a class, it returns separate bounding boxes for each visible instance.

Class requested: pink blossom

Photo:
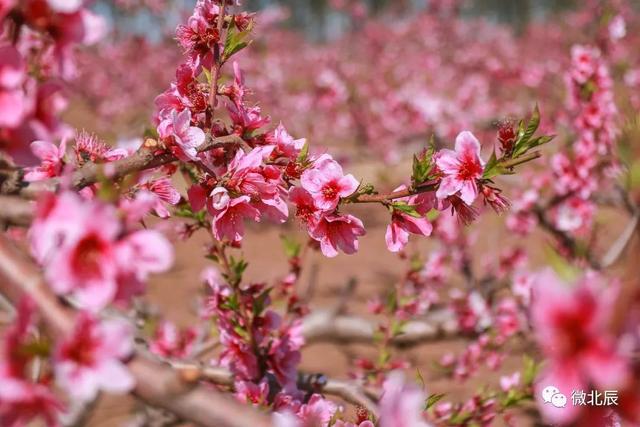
[494,297,521,339]
[235,380,270,406]
[139,176,181,218]
[334,422,374,427]
[267,123,306,159]
[385,186,434,252]
[289,187,321,227]
[55,313,134,402]
[225,146,289,221]
[268,321,303,387]
[0,0,15,21]
[378,372,430,427]
[227,102,270,132]
[0,377,62,427]
[531,270,630,425]
[511,271,533,306]
[208,188,261,243]
[149,321,198,359]
[44,198,123,310]
[436,131,485,205]
[301,154,359,212]
[158,109,205,161]
[30,192,173,310]
[24,140,66,182]
[296,394,337,427]
[309,213,366,257]
[74,131,127,164]
[500,372,520,392]
[0,298,63,426]
[0,45,27,128]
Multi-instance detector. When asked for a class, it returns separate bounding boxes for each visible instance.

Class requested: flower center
[457,156,482,181]
[71,234,106,280]
[322,183,338,200]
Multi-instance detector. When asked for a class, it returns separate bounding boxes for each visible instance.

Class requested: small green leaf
[143,127,159,139]
[425,393,446,411]
[391,202,422,218]
[222,20,253,63]
[523,355,541,386]
[411,140,435,185]
[296,140,310,164]
[482,150,499,179]
[523,104,541,144]
[426,209,440,222]
[281,235,301,259]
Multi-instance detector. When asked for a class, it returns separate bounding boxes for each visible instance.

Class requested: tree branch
[0,234,272,427]
[13,135,245,199]
[301,308,459,347]
[0,196,34,226]
[350,182,438,204]
[168,362,381,417]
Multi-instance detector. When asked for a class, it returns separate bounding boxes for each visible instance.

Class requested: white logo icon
[542,385,567,408]
[551,393,567,408]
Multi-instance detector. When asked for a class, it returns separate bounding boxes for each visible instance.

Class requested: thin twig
[13,134,245,199]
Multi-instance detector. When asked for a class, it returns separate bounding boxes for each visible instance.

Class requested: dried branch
[169,362,381,417]
[302,308,459,347]
[0,234,272,427]
[12,135,245,199]
[533,205,600,269]
[601,212,640,269]
[0,195,34,226]
[320,377,380,416]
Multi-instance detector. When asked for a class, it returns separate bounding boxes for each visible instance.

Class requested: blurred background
[95,0,580,40]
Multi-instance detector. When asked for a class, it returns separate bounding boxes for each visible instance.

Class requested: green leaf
[252,287,272,316]
[523,104,540,144]
[426,209,440,222]
[482,150,500,179]
[143,127,159,140]
[411,140,435,185]
[425,393,446,411]
[513,105,543,157]
[296,140,310,164]
[629,160,640,190]
[281,235,301,259]
[222,20,253,63]
[391,202,422,218]
[543,245,581,282]
[228,256,248,285]
[202,67,212,84]
[522,355,540,386]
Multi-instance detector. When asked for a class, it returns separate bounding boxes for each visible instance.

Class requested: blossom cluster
[0,0,105,164]
[0,298,135,425]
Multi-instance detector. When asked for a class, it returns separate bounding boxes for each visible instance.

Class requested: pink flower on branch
[24,140,66,182]
[301,154,359,212]
[378,372,431,427]
[208,187,261,243]
[29,192,173,311]
[385,187,434,252]
[310,213,366,257]
[54,313,134,402]
[0,298,62,426]
[158,108,205,161]
[436,131,485,205]
[0,45,27,129]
